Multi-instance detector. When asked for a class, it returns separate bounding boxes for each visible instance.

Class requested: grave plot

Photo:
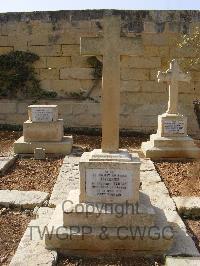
[154,161,200,197]
[154,160,200,253]
[0,157,63,192]
[0,208,33,265]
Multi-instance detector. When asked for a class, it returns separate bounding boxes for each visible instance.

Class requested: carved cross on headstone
[80,16,143,152]
[157,59,191,114]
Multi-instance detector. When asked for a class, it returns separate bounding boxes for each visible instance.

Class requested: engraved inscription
[31,107,54,122]
[164,120,185,134]
[86,169,133,198]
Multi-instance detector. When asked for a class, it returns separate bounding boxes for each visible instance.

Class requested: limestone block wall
[0,10,200,136]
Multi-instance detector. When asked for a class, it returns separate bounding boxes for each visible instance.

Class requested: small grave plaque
[164,120,185,134]
[86,168,133,199]
[30,106,57,122]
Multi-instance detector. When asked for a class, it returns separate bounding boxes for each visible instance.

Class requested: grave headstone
[142,59,200,159]
[45,16,173,255]
[14,105,73,155]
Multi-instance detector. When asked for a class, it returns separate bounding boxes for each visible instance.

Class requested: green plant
[0,51,57,99]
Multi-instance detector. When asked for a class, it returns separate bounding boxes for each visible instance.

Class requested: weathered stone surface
[45,203,173,255]
[167,227,200,257]
[28,105,58,122]
[0,190,49,209]
[79,151,141,204]
[140,158,155,171]
[34,148,46,160]
[140,170,162,183]
[173,196,200,217]
[62,189,156,227]
[0,156,16,175]
[14,135,73,155]
[60,67,94,80]
[10,211,57,266]
[23,119,64,142]
[166,257,200,266]
[49,155,80,207]
[35,207,55,220]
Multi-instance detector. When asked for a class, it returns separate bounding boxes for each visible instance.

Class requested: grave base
[141,134,200,159]
[79,149,141,204]
[45,189,173,255]
[14,136,73,155]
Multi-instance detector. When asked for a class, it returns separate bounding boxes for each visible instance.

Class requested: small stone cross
[157,59,191,114]
[80,15,143,152]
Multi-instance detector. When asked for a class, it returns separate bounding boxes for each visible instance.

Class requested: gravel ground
[57,255,164,266]
[0,131,149,157]
[73,133,148,151]
[0,158,63,193]
[184,219,200,253]
[154,161,200,197]
[0,208,33,266]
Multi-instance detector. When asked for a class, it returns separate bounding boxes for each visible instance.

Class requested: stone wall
[0,10,200,136]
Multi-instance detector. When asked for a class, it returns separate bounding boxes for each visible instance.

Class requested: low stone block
[79,150,141,204]
[142,135,200,159]
[34,148,46,160]
[45,201,173,255]
[62,189,156,227]
[0,190,49,209]
[14,135,73,155]
[23,119,64,142]
[173,196,200,218]
[166,257,200,266]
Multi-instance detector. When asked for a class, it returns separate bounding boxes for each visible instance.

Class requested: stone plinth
[63,189,155,227]
[142,113,200,159]
[14,136,72,155]
[45,189,173,255]
[23,119,64,142]
[14,104,73,155]
[79,149,141,204]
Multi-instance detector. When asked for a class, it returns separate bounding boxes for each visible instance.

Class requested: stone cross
[157,59,190,114]
[81,15,142,152]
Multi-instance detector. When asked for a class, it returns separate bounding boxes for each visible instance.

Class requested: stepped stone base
[45,189,173,255]
[14,136,73,155]
[23,119,64,142]
[141,134,200,159]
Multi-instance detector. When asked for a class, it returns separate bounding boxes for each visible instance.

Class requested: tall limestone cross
[157,59,191,114]
[81,16,143,152]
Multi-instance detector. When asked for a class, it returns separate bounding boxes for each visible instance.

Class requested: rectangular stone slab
[79,151,141,204]
[14,135,73,155]
[62,189,156,227]
[28,105,58,122]
[45,204,173,254]
[157,113,187,137]
[23,119,64,142]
